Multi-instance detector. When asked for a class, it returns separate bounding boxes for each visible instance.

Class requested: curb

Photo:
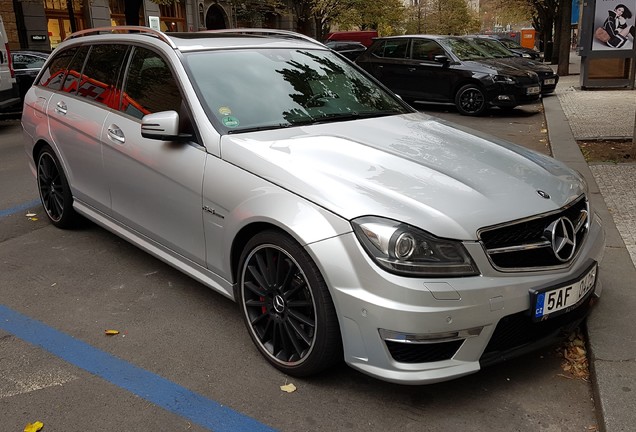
[544,91,636,432]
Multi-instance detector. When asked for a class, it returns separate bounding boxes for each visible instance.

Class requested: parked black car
[355,35,541,116]
[463,35,558,94]
[491,36,542,61]
[12,50,49,100]
[325,40,367,61]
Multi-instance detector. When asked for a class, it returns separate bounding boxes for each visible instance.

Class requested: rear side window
[60,45,89,94]
[38,48,77,90]
[121,47,182,119]
[77,44,129,109]
[370,40,409,59]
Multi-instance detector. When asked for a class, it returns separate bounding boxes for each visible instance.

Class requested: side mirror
[141,111,192,141]
[434,55,450,65]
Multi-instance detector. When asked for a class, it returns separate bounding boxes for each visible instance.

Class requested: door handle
[107,125,125,144]
[54,101,67,115]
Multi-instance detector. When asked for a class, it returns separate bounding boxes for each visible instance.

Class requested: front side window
[184,48,410,134]
[411,39,445,61]
[122,47,182,119]
[77,44,128,109]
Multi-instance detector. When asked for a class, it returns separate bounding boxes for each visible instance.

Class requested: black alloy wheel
[455,84,487,116]
[238,231,342,376]
[37,147,77,228]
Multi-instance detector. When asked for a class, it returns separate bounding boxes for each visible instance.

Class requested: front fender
[202,154,351,282]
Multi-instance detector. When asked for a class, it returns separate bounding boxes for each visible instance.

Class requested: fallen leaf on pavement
[24,421,44,432]
[280,383,296,393]
[105,329,120,336]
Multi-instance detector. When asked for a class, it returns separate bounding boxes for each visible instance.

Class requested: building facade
[2,0,296,51]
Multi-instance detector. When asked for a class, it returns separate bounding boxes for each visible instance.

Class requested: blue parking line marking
[0,305,277,432]
[0,198,41,218]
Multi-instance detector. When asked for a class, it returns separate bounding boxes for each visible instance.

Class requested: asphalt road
[0,101,598,432]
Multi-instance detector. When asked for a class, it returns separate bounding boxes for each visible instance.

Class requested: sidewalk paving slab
[545,54,636,432]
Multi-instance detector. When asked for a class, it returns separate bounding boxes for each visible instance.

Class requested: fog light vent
[385,340,463,363]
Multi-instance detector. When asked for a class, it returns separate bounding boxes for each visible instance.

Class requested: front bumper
[485,82,541,108]
[306,213,605,384]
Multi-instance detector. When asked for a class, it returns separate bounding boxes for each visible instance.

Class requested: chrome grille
[478,195,589,271]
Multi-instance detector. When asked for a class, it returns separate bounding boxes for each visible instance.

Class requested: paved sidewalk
[557,76,636,140]
[545,53,636,432]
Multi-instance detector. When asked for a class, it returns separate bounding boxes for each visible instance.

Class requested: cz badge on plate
[531,261,598,322]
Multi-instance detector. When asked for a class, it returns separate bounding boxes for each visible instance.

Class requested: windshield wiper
[312,111,396,125]
[227,123,294,134]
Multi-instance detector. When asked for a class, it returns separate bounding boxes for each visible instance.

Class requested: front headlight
[492,74,515,84]
[352,216,479,277]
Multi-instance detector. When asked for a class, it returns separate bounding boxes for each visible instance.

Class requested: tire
[455,84,487,116]
[36,146,77,228]
[238,230,342,377]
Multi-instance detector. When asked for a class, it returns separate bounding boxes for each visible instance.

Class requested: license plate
[531,263,597,321]
[527,86,540,95]
[544,78,556,85]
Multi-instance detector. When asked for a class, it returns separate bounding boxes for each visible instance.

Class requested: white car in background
[22,27,605,384]
[0,15,21,112]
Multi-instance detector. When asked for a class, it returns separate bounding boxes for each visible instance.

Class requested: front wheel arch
[454,82,488,116]
[237,229,343,376]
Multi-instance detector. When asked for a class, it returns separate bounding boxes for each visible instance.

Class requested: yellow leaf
[105,329,120,335]
[280,383,296,393]
[24,421,44,432]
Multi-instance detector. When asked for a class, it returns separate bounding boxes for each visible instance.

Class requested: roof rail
[64,26,177,49]
[197,28,324,47]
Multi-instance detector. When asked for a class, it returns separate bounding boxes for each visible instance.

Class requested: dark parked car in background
[12,50,49,100]
[463,36,558,94]
[355,35,541,116]
[491,35,542,60]
[325,40,367,61]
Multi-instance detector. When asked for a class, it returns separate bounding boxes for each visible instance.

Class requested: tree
[339,0,406,35]
[405,0,480,35]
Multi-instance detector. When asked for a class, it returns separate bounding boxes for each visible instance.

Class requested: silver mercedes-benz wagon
[22,27,605,384]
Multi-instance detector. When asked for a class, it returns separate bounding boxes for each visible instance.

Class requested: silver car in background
[22,27,605,384]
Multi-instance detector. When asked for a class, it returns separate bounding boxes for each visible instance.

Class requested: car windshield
[498,38,523,50]
[466,38,514,58]
[183,48,410,134]
[442,38,493,61]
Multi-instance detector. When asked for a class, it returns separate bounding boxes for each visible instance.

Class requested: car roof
[13,50,51,56]
[58,26,327,53]
[373,34,452,41]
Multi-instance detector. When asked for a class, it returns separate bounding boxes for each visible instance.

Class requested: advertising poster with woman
[592,0,636,50]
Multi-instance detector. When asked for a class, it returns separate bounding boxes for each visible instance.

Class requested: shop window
[159,2,186,32]
[109,0,144,26]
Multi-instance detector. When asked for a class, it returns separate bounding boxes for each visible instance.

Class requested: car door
[403,39,455,102]
[359,38,411,97]
[101,45,207,266]
[44,44,117,213]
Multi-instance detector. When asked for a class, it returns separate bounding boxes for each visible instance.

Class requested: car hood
[460,59,538,78]
[220,112,584,240]
[480,57,555,75]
